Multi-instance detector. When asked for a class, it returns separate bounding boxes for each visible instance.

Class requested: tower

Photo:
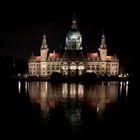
[40,33,49,61]
[65,15,82,50]
[99,31,107,61]
[71,14,77,30]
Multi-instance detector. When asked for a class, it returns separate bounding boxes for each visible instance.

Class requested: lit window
[52,65,55,70]
[92,67,95,70]
[97,67,99,70]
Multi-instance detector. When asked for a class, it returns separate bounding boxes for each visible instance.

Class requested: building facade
[28,16,119,77]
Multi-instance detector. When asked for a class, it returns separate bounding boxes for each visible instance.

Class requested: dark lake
[2,80,139,139]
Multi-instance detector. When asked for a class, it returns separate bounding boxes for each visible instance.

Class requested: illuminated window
[87,65,90,69]
[47,65,50,70]
[52,65,55,70]
[70,62,77,70]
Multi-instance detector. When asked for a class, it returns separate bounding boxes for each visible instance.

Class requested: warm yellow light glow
[25,81,28,93]
[70,84,76,98]
[78,84,84,98]
[18,81,21,93]
[62,83,68,98]
[126,81,129,85]
[45,82,48,91]
[25,81,127,120]
[120,81,123,95]
[40,83,48,115]
[126,81,128,97]
[97,106,99,112]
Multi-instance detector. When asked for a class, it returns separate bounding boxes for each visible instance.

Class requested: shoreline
[12,75,130,83]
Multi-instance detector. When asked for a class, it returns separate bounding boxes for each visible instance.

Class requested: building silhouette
[28,15,119,77]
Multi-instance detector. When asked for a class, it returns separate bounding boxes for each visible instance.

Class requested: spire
[101,30,105,45]
[53,49,55,54]
[41,33,47,48]
[71,14,77,30]
[30,52,35,61]
[13,56,15,67]
[113,54,118,59]
[41,33,49,51]
[100,30,107,49]
[31,52,34,57]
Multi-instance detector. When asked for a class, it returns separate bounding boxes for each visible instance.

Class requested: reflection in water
[120,81,123,96]
[18,81,21,93]
[61,83,84,100]
[70,84,76,98]
[126,81,129,96]
[119,81,129,102]
[84,82,120,118]
[25,81,28,93]
[40,82,48,117]
[62,83,68,98]
[78,84,84,98]
[18,81,129,127]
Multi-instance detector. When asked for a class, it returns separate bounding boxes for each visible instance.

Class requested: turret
[40,33,49,61]
[99,31,107,61]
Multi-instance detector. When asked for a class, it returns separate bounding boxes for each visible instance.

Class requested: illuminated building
[28,15,119,77]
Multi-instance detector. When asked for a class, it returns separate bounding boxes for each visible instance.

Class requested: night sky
[0,1,139,68]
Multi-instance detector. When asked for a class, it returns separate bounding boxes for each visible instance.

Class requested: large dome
[65,15,82,50]
[65,30,82,50]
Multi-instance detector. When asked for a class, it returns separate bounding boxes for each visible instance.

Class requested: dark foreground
[1,76,139,139]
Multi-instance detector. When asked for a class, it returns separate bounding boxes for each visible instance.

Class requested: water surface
[3,80,135,138]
